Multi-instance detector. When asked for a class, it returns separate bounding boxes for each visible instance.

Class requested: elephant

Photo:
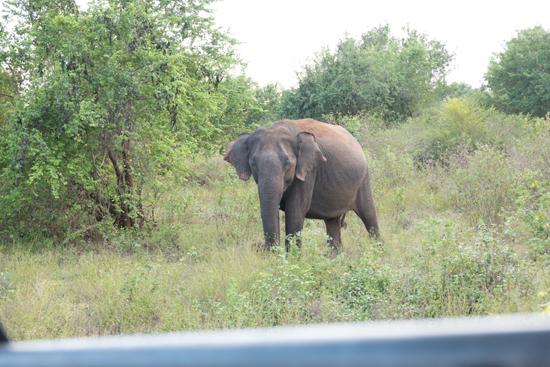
[224,118,380,252]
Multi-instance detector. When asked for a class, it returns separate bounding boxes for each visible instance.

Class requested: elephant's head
[224,124,327,247]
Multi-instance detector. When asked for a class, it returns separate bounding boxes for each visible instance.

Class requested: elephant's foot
[324,217,343,253]
[284,234,302,252]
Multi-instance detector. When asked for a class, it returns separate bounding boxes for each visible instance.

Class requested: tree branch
[107,146,123,188]
[0,93,15,99]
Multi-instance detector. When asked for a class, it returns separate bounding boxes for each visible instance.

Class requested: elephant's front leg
[285,210,306,251]
[283,180,314,251]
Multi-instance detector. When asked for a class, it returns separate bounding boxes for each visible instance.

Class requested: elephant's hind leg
[354,175,381,238]
[324,216,344,252]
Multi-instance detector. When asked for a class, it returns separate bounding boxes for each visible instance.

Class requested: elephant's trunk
[258,179,283,249]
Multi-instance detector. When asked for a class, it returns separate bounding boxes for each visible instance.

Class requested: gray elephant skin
[224,118,380,251]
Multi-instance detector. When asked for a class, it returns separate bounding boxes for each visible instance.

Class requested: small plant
[371,148,415,189]
[515,179,550,259]
[0,271,14,300]
[450,145,519,226]
[538,291,550,315]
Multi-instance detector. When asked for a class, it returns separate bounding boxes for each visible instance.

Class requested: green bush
[450,145,520,226]
[515,178,550,259]
[370,148,415,190]
[419,97,490,162]
[401,221,530,317]
[0,0,259,241]
[280,24,453,123]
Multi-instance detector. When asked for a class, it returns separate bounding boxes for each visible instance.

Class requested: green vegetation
[1,99,549,340]
[1,1,550,342]
[486,25,550,117]
[417,97,491,162]
[0,0,259,237]
[279,24,453,123]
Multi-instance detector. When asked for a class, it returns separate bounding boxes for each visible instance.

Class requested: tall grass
[1,99,549,340]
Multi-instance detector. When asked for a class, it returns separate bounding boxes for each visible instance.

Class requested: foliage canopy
[0,0,258,237]
[280,24,454,123]
[485,26,550,117]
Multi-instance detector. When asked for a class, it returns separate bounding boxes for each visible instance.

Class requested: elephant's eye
[283,159,291,169]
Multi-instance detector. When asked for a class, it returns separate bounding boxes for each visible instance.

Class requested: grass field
[1,99,549,340]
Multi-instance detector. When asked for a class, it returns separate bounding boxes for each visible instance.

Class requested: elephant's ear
[295,132,327,181]
[224,133,251,181]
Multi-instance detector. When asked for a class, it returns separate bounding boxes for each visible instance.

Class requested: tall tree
[485,26,550,117]
[281,24,453,123]
[0,0,255,237]
[0,17,19,126]
[246,82,284,125]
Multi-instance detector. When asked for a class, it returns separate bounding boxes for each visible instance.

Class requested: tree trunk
[107,145,140,228]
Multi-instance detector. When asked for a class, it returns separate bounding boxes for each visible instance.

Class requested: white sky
[211,0,550,89]
[71,0,550,90]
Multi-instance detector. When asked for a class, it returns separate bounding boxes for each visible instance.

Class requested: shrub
[401,221,530,317]
[515,178,550,259]
[450,145,519,226]
[370,148,415,190]
[419,97,490,162]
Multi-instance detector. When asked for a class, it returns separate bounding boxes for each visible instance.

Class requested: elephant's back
[272,118,366,171]
[293,118,353,142]
[294,118,365,163]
